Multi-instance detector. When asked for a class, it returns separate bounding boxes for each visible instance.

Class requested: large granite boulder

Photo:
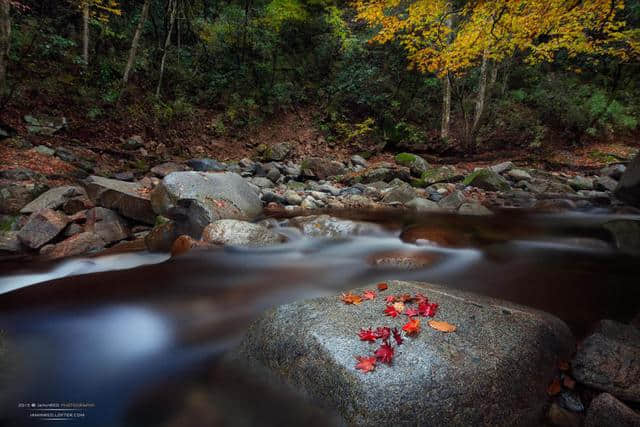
[19,185,85,214]
[202,219,284,247]
[573,320,640,402]
[394,153,429,176]
[17,209,69,249]
[230,281,574,426]
[463,169,511,192]
[615,154,640,206]
[301,157,345,180]
[151,171,262,237]
[84,176,155,224]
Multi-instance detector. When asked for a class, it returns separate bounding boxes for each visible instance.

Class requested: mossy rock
[420,167,462,186]
[463,169,511,192]
[394,153,429,176]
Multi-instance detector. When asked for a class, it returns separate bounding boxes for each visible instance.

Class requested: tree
[75,0,121,67]
[355,0,640,149]
[156,0,177,97]
[123,0,151,85]
[0,0,9,93]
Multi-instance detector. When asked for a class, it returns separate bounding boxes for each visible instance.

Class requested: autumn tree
[74,0,121,67]
[354,0,640,149]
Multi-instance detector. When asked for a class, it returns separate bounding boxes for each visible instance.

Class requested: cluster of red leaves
[341,289,378,305]
[383,293,438,320]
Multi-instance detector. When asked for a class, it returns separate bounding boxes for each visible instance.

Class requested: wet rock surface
[85,175,155,224]
[202,219,284,247]
[229,281,575,426]
[584,393,640,427]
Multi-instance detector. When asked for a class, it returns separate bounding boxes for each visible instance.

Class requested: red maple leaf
[397,294,413,303]
[358,328,378,342]
[374,342,395,364]
[418,302,438,317]
[404,307,420,317]
[362,290,377,300]
[402,317,421,335]
[384,305,400,318]
[392,327,404,346]
[341,292,363,305]
[385,295,396,303]
[414,293,428,305]
[377,282,388,291]
[374,326,391,341]
[355,356,377,373]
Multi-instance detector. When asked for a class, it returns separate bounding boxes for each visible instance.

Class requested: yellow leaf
[428,320,456,333]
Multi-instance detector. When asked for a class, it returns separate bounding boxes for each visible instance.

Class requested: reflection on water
[0,210,638,426]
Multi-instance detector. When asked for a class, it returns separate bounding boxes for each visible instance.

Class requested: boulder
[458,202,492,216]
[438,190,466,210]
[150,162,188,178]
[394,153,429,176]
[24,114,67,136]
[420,167,464,186]
[0,182,48,215]
[568,176,594,191]
[84,175,155,224]
[601,164,626,180]
[572,319,640,402]
[301,157,345,180]
[0,231,21,253]
[19,186,85,214]
[144,221,179,252]
[489,161,515,174]
[230,281,575,426]
[17,209,69,249]
[381,181,417,204]
[585,393,640,427]
[615,154,640,206]
[85,207,130,244]
[286,215,383,238]
[406,197,440,212]
[508,169,533,182]
[40,232,105,259]
[202,219,284,247]
[186,158,227,172]
[351,155,368,168]
[263,142,292,162]
[151,171,262,237]
[463,169,511,192]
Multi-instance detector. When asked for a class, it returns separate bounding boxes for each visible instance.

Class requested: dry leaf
[377,282,388,291]
[427,320,456,333]
[547,379,562,396]
[341,292,363,305]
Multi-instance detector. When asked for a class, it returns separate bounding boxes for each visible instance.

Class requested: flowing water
[0,210,638,426]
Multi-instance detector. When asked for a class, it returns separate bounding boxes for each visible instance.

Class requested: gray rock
[186,158,227,172]
[568,176,594,191]
[508,169,533,182]
[438,190,466,210]
[85,207,129,244]
[594,176,618,192]
[34,145,55,156]
[0,231,21,253]
[63,223,84,237]
[572,319,640,402]
[283,190,302,206]
[557,391,584,412]
[458,202,492,216]
[585,393,640,427]
[381,181,417,204]
[263,142,292,161]
[601,164,626,180]
[40,232,105,259]
[24,115,67,136]
[144,221,179,252]
[300,196,317,210]
[0,182,48,215]
[317,184,341,196]
[150,162,187,178]
[351,155,368,168]
[463,169,511,192]
[17,209,69,249]
[252,177,275,189]
[301,157,345,180]
[406,197,440,212]
[112,171,135,182]
[231,281,575,426]
[202,219,284,247]
[615,154,640,206]
[361,167,411,184]
[394,153,429,176]
[20,186,85,214]
[151,171,262,237]
[604,220,640,254]
[54,147,76,163]
[548,402,582,427]
[266,167,281,183]
[283,164,301,178]
[85,175,155,224]
[0,168,42,181]
[287,215,383,238]
[124,135,144,150]
[420,166,463,186]
[489,161,515,174]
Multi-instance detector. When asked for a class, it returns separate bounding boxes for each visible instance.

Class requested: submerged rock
[286,215,383,238]
[85,175,155,224]
[230,281,574,426]
[202,219,284,247]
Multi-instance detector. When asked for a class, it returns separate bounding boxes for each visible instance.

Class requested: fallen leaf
[419,302,438,317]
[374,342,395,364]
[428,320,456,332]
[562,375,576,390]
[392,302,406,314]
[355,356,377,373]
[402,317,421,335]
[392,327,403,345]
[397,294,413,303]
[414,293,428,304]
[374,326,391,341]
[377,282,388,291]
[547,379,562,396]
[404,307,420,317]
[362,290,377,300]
[341,292,363,305]
[384,305,400,318]
[558,360,570,371]
[358,328,378,342]
[385,295,395,303]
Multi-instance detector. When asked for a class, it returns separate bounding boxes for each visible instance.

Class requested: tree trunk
[156,0,177,97]
[82,2,90,66]
[441,74,451,140]
[0,0,10,93]
[467,50,489,150]
[123,0,151,85]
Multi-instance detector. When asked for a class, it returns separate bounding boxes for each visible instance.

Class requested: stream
[0,210,638,426]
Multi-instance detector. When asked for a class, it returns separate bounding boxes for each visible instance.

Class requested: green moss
[462,169,485,186]
[410,178,425,188]
[395,153,419,166]
[155,215,170,227]
[287,181,306,191]
[0,216,17,232]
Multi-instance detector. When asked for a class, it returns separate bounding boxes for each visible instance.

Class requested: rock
[301,157,345,180]
[54,147,76,163]
[85,207,129,244]
[263,142,292,161]
[463,169,511,192]
[458,202,492,216]
[0,231,21,253]
[34,145,55,156]
[84,175,155,224]
[144,221,179,252]
[615,154,640,206]
[19,186,85,214]
[63,223,83,237]
[24,114,67,135]
[394,153,429,176]
[17,209,69,249]
[283,190,302,206]
[251,177,275,189]
[603,220,640,254]
[419,166,463,186]
[406,197,440,212]
[585,393,640,427]
[300,196,317,209]
[594,176,618,192]
[0,168,42,181]
[124,135,144,150]
[186,158,227,172]
[572,319,640,402]
[202,220,284,247]
[535,199,577,212]
[62,196,93,215]
[266,166,281,183]
[231,281,575,426]
[151,162,187,178]
[557,391,584,412]
[0,181,48,215]
[438,190,466,210]
[112,171,135,182]
[360,167,411,184]
[508,169,533,182]
[548,403,582,427]
[601,164,626,180]
[151,171,262,237]
[381,181,417,204]
[287,215,383,238]
[568,176,594,191]
[489,161,515,174]
[40,232,105,259]
[351,155,368,168]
